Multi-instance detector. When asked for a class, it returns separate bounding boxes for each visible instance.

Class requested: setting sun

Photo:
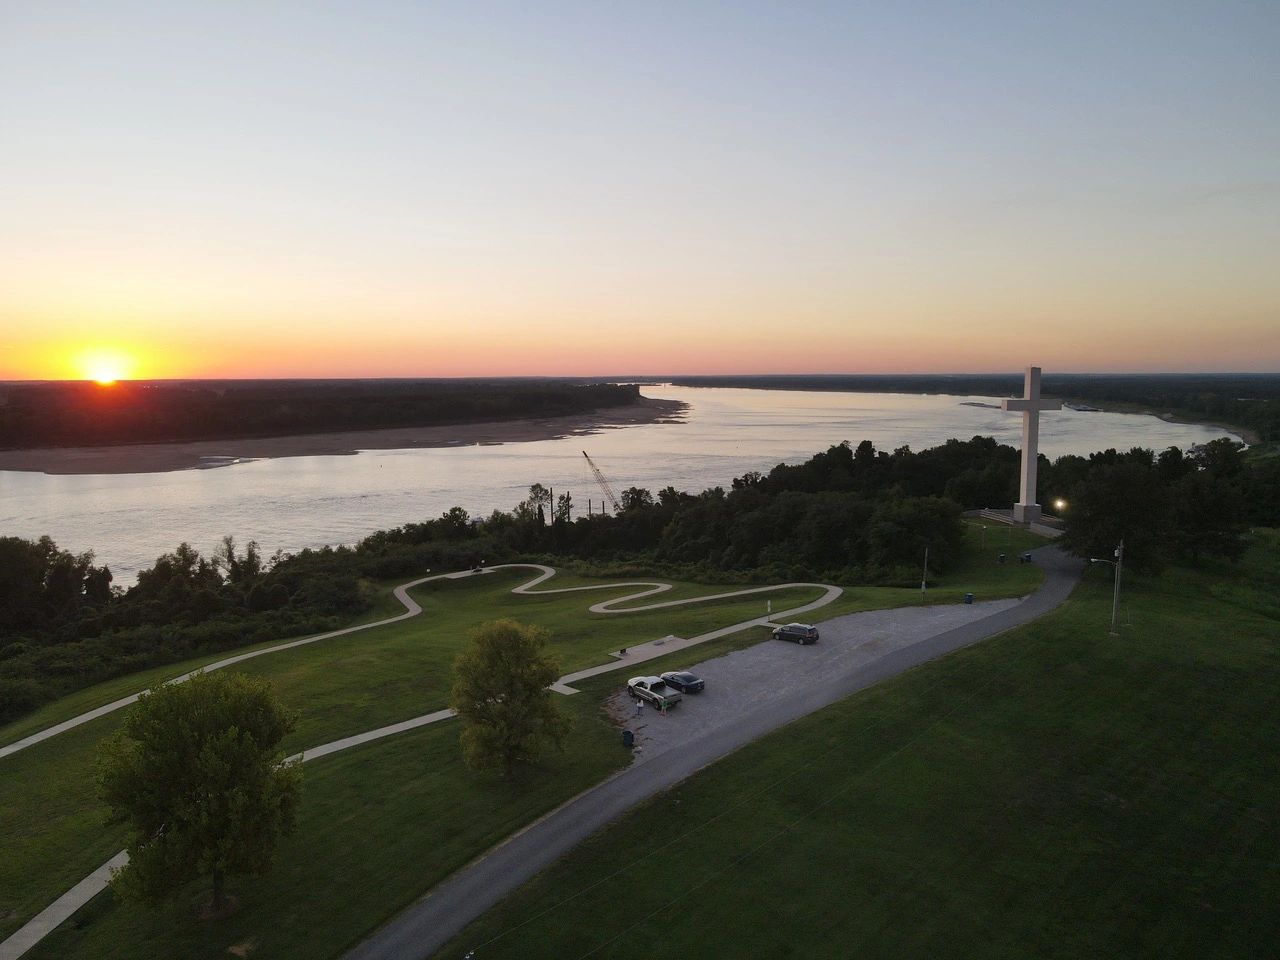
[77,350,134,385]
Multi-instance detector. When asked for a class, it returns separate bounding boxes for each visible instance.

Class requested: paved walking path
[0,567,842,960]
[0,571,466,761]
[3,552,1081,960]
[344,545,1083,960]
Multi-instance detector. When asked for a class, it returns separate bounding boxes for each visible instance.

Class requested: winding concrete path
[0,571,455,761]
[343,544,1082,960]
[0,567,841,960]
[0,567,833,762]
[2,549,1081,960]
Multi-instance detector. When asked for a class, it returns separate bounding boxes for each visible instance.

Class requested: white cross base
[1001,365,1061,524]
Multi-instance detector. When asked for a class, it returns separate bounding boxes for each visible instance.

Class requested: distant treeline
[0,380,640,449]
[668,374,1280,442]
[4,433,1275,724]
[0,536,373,723]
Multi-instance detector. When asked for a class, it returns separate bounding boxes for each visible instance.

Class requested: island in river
[0,379,685,475]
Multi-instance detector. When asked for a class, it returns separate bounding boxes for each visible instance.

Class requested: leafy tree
[526,483,552,524]
[0,535,111,634]
[450,619,571,778]
[1170,469,1247,562]
[555,491,573,523]
[1194,437,1246,480]
[1062,464,1172,571]
[439,506,472,538]
[216,536,263,585]
[97,671,302,915]
[620,487,653,511]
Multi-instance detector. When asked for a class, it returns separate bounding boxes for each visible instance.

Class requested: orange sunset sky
[3,3,1278,380]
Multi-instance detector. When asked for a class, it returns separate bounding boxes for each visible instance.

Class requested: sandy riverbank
[0,398,687,476]
[1074,399,1257,445]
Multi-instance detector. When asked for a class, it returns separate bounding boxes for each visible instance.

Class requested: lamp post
[1088,539,1124,636]
[921,545,929,599]
[961,519,987,550]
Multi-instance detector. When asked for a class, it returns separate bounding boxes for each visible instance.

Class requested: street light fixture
[1088,539,1124,636]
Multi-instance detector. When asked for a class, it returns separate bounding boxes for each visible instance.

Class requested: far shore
[1072,399,1257,445]
[0,398,687,476]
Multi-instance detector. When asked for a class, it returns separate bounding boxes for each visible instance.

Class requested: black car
[772,622,819,644]
[660,671,705,693]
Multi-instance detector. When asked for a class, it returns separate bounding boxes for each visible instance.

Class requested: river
[0,385,1237,577]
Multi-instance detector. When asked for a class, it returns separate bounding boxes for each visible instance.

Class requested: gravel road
[612,597,1020,759]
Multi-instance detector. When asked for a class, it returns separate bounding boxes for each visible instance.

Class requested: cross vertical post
[1001,365,1061,524]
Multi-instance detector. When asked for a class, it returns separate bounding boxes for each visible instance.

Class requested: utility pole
[1110,539,1124,636]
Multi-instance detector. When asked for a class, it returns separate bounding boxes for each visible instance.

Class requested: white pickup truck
[627,676,683,710]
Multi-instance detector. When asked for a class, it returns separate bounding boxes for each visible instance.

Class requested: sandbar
[0,398,687,476]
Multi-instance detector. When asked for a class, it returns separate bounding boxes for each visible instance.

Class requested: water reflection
[0,386,1237,577]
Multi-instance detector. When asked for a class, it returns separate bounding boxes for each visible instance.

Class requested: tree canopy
[450,620,571,778]
[97,671,303,913]
[7,435,1272,726]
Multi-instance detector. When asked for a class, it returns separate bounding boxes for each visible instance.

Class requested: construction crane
[582,450,622,514]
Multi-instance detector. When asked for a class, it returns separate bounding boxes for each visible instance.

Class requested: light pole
[921,545,929,599]
[961,519,987,550]
[1088,539,1124,636]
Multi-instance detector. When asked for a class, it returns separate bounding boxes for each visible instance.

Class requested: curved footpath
[345,544,1083,960]
[2,551,1079,960]
[0,566,835,761]
[0,567,842,960]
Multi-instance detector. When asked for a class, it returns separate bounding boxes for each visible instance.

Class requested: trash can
[622,729,635,750]
[964,592,974,604]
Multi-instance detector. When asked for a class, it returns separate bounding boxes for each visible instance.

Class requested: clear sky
[2,1,1277,379]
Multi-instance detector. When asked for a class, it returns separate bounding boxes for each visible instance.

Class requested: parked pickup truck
[627,676,683,710]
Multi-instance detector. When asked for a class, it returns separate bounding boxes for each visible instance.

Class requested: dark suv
[772,622,819,644]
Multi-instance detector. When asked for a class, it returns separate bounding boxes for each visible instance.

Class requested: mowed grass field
[2,522,1044,954]
[23,691,626,960]
[431,531,1280,960]
[0,570,821,944]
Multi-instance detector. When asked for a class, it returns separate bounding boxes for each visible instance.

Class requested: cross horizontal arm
[1002,398,1062,412]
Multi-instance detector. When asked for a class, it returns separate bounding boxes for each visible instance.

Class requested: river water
[0,385,1237,578]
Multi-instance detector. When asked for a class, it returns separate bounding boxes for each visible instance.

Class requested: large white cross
[1001,365,1060,524]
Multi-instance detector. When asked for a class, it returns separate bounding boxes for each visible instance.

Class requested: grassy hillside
[434,531,1280,959]
[4,521,1039,956]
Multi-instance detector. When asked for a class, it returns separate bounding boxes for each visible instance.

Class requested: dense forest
[669,374,1280,442]
[2,435,1274,724]
[0,380,642,449]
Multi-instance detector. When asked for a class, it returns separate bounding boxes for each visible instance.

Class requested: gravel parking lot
[612,597,1020,761]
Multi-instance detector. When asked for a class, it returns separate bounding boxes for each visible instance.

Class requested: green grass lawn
[1,525,1046,949]
[0,577,412,748]
[428,531,1280,960]
[0,571,817,943]
[24,692,629,960]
